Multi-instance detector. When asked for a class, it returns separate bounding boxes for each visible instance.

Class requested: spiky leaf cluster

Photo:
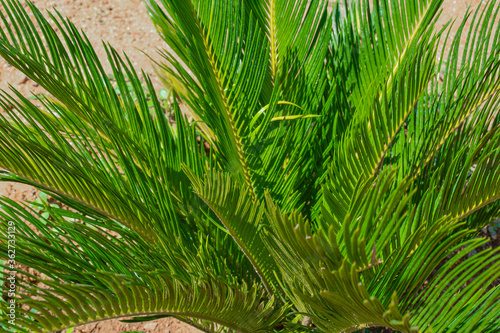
[0,0,499,332]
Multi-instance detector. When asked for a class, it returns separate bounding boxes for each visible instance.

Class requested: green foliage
[0,0,499,332]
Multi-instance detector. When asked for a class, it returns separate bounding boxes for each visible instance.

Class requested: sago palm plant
[0,0,499,331]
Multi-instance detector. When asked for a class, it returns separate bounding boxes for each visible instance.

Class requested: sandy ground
[0,0,487,332]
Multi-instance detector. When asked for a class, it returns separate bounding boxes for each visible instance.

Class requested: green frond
[0,199,288,333]
[242,0,329,80]
[308,0,448,221]
[265,167,500,332]
[395,0,500,183]
[2,270,285,333]
[322,39,437,222]
[148,0,332,214]
[0,0,213,249]
[185,168,281,296]
[263,171,421,332]
[346,0,444,110]
[0,0,499,331]
[409,242,500,332]
[147,0,270,194]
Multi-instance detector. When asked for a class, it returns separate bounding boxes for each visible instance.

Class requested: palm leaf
[0,198,288,333]
[0,0,213,249]
[185,168,282,296]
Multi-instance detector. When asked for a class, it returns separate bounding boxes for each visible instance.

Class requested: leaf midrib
[190,2,256,196]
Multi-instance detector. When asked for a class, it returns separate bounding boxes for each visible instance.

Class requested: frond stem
[413,84,500,180]
[46,309,257,333]
[0,167,158,245]
[190,3,256,197]
[269,0,278,78]
[451,193,500,223]
[372,98,421,177]
[196,194,274,296]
